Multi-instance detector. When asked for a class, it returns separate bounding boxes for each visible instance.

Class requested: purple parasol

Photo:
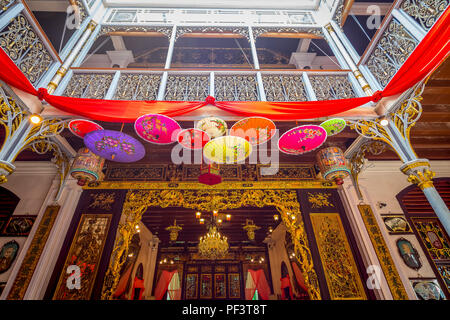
[84,129,145,163]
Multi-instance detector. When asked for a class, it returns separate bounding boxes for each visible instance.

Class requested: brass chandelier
[197,211,229,259]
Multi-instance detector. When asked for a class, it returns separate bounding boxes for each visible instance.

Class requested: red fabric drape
[130,277,145,300]
[280,274,294,300]
[154,270,177,300]
[246,269,271,300]
[291,261,308,293]
[0,7,448,121]
[112,264,133,299]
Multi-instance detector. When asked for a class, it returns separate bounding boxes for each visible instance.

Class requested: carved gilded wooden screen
[53,214,111,300]
[298,189,370,300]
[397,178,450,299]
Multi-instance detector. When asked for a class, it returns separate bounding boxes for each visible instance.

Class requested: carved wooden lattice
[164,75,210,101]
[309,75,356,100]
[0,14,53,85]
[366,18,419,87]
[113,73,161,100]
[63,73,113,99]
[262,75,307,101]
[214,75,259,101]
[400,0,448,30]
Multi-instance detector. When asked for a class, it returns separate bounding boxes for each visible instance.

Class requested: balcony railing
[0,0,61,87]
[359,0,447,89]
[60,69,360,102]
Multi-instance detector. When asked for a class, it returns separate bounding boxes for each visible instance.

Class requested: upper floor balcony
[0,0,447,107]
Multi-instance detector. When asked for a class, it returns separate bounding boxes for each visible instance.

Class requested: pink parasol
[278,125,327,155]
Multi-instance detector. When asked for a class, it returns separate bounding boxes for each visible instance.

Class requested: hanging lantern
[165,220,182,242]
[198,162,222,185]
[69,147,105,186]
[316,147,351,185]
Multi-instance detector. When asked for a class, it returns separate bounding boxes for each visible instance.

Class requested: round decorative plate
[134,114,181,144]
[319,118,346,136]
[68,119,103,138]
[229,117,276,146]
[203,136,252,164]
[84,129,145,163]
[177,128,210,150]
[278,125,327,155]
[196,117,228,139]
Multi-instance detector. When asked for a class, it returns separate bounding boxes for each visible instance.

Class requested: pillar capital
[400,159,435,190]
[0,160,15,183]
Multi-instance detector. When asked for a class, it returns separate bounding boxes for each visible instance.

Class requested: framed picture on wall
[396,237,422,271]
[410,278,446,300]
[382,215,412,234]
[1,215,36,236]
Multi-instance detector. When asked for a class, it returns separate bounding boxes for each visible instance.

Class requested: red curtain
[291,261,309,293]
[130,277,145,300]
[280,274,294,300]
[112,264,133,299]
[245,269,271,300]
[154,270,177,300]
[0,7,448,121]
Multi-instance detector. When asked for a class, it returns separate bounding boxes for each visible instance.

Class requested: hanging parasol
[319,118,346,136]
[68,119,103,138]
[229,116,276,146]
[134,114,181,144]
[203,136,252,164]
[177,128,210,150]
[278,125,327,155]
[196,117,228,139]
[84,129,145,163]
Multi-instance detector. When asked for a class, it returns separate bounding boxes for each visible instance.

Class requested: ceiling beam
[27,0,70,12]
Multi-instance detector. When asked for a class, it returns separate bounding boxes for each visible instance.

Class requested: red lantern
[198,163,222,185]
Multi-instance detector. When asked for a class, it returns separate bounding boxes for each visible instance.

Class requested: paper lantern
[135,114,181,144]
[203,136,252,164]
[196,117,227,139]
[177,128,210,150]
[68,119,103,138]
[316,147,351,185]
[229,117,276,145]
[198,163,222,185]
[69,147,105,186]
[278,125,327,155]
[84,129,145,163]
[320,118,346,136]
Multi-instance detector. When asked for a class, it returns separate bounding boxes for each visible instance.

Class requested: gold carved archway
[98,181,334,300]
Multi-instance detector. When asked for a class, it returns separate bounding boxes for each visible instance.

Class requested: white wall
[266,223,298,299]
[341,160,450,299]
[0,161,57,284]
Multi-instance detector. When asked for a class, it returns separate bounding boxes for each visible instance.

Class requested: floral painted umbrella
[278,125,327,155]
[68,119,103,138]
[203,136,252,164]
[320,118,346,136]
[196,117,228,139]
[84,129,145,163]
[229,117,276,146]
[135,114,181,144]
[177,128,210,150]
